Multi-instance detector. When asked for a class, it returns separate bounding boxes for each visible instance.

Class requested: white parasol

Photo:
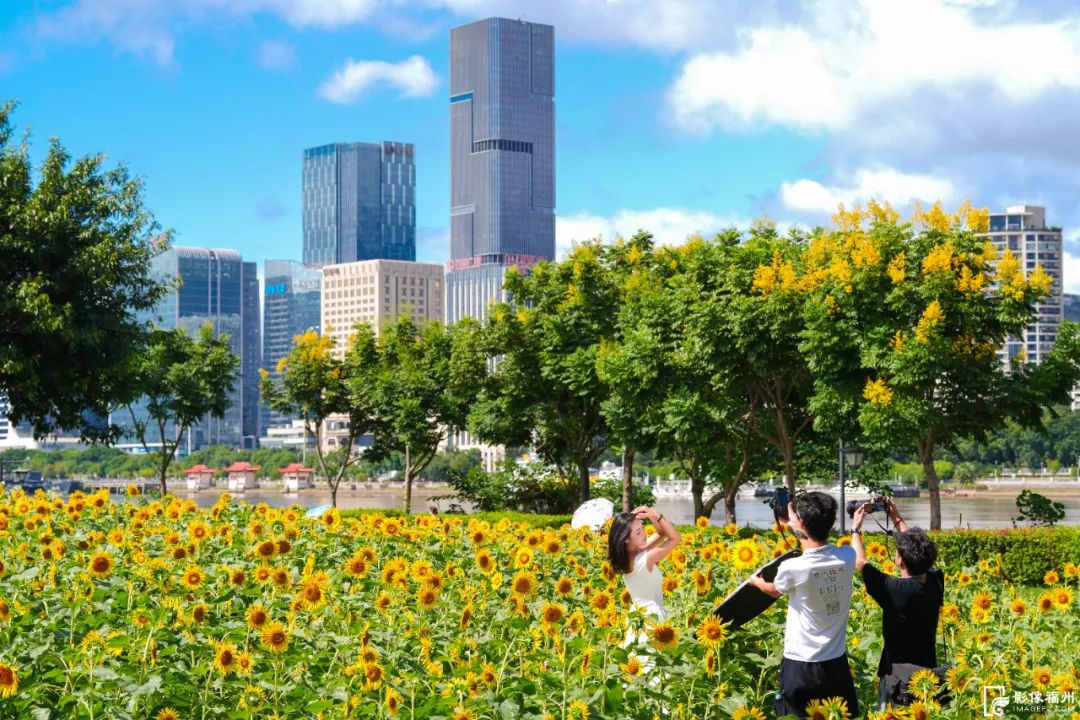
[571,497,614,530]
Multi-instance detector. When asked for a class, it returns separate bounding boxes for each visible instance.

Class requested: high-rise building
[447,17,555,324]
[320,259,444,452]
[980,205,1063,369]
[320,259,444,356]
[302,141,416,267]
[122,246,257,451]
[261,260,323,430]
[241,261,261,448]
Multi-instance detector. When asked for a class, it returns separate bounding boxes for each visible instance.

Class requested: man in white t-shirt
[748,491,859,719]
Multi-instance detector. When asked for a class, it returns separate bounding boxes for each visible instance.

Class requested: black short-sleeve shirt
[861,564,944,676]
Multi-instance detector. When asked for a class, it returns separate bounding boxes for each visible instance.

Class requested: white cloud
[256,40,297,71]
[780,168,958,215]
[318,55,438,103]
[31,0,379,65]
[667,0,1080,135]
[1063,251,1080,294]
[556,208,751,260]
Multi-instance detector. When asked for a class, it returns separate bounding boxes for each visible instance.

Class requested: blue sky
[4,0,1080,288]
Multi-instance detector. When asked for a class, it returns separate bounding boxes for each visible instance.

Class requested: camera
[846,497,887,519]
[765,487,790,522]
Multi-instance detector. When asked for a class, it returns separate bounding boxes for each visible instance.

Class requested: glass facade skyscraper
[261,260,323,429]
[124,246,257,450]
[447,17,556,323]
[303,141,416,267]
[241,261,261,448]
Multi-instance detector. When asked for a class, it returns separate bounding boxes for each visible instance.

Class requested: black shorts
[775,654,860,719]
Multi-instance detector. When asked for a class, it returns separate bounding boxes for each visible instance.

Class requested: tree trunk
[578,460,590,505]
[783,439,796,495]
[691,474,705,520]
[159,465,168,497]
[724,483,739,525]
[621,446,635,513]
[918,438,942,530]
[404,443,413,515]
[330,479,338,509]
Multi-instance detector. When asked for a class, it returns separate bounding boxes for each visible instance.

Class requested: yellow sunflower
[155,710,179,720]
[696,616,729,648]
[732,707,767,720]
[214,643,237,675]
[1045,570,1060,586]
[0,662,17,698]
[621,655,642,678]
[260,621,290,654]
[246,604,269,630]
[1033,666,1052,690]
[540,602,565,625]
[650,621,678,651]
[88,551,114,578]
[1054,586,1074,611]
[510,570,537,597]
[732,539,762,571]
[181,565,204,590]
[385,687,404,716]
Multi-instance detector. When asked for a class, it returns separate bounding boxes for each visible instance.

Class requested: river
[165,485,1080,529]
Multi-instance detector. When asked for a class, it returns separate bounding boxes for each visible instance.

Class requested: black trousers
[774,654,860,719]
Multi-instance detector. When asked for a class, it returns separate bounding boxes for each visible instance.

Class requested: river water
[166,485,1080,529]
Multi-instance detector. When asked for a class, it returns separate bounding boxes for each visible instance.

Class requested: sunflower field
[0,488,1077,720]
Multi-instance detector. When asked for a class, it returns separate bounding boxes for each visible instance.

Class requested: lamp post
[838,441,865,533]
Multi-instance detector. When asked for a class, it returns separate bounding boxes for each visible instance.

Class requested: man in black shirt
[851,499,944,709]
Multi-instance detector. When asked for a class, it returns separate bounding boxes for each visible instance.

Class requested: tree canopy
[0,101,167,441]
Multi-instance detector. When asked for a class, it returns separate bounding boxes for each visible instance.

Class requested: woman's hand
[633,506,659,524]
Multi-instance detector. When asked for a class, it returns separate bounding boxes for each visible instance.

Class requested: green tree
[122,326,240,495]
[1,102,167,441]
[260,327,382,508]
[796,202,1080,529]
[368,317,487,514]
[471,244,619,505]
[599,234,776,522]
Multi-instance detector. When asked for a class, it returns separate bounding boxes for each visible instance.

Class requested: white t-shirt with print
[772,544,856,662]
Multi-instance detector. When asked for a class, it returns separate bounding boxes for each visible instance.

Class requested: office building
[320,259,444,451]
[980,205,1063,369]
[303,141,416,267]
[123,246,256,451]
[241,261,261,448]
[261,260,323,430]
[320,259,444,356]
[447,17,556,323]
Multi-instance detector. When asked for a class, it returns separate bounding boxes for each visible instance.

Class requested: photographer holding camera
[851,499,945,709]
[748,491,859,719]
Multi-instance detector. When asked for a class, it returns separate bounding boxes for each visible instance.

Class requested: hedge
[340,508,571,528]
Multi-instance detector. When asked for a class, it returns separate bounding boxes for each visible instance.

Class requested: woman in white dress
[607,506,682,650]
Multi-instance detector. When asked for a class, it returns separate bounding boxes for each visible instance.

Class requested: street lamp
[838,441,865,534]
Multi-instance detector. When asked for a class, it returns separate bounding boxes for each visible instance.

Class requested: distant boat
[824,484,877,500]
[888,484,920,498]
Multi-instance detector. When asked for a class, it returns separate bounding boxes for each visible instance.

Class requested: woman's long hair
[607,512,637,574]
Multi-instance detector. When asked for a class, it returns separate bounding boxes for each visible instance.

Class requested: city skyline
[6,3,1080,291]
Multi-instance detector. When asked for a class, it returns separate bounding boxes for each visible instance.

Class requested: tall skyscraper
[303,141,416,267]
[241,261,261,448]
[123,246,257,450]
[261,260,323,430]
[447,17,556,323]
[979,205,1063,369]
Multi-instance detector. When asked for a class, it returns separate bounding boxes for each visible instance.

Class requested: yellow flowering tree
[799,201,1080,529]
[260,326,382,507]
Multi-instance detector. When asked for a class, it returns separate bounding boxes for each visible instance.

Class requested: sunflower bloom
[650,621,678,652]
[88,551,114,578]
[0,663,17,698]
[261,621,290,654]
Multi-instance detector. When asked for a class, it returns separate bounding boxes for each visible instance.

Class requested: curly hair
[895,528,938,576]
